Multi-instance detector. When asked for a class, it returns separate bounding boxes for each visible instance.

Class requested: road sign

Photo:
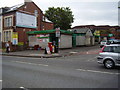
[55,28,60,37]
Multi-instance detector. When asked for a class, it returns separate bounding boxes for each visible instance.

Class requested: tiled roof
[5,3,24,12]
[70,28,89,33]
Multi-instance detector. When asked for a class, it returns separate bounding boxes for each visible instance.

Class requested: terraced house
[0,8,3,42]
[1,0,53,51]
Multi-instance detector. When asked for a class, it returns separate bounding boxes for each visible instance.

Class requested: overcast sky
[0,0,119,27]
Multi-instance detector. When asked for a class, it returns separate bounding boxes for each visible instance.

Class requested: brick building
[1,0,54,51]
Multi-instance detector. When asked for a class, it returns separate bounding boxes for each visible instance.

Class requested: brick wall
[42,22,54,30]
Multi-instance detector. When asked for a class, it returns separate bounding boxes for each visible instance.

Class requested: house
[1,0,54,51]
[69,28,95,47]
[0,12,1,48]
[0,8,3,42]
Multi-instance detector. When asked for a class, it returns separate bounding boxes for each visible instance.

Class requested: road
[2,52,120,88]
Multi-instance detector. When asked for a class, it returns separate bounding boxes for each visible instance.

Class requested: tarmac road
[2,53,120,88]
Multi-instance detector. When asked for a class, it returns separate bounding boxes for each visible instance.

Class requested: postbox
[48,42,53,52]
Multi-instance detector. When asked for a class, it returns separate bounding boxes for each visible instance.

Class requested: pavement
[1,45,100,58]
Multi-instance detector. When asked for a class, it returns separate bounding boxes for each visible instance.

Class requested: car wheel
[104,60,115,69]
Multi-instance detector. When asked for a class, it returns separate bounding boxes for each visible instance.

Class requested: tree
[45,7,74,30]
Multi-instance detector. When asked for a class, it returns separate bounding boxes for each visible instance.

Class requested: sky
[0,0,119,27]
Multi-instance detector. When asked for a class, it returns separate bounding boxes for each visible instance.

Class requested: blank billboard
[16,12,37,28]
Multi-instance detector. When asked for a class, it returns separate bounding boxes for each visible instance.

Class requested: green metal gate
[72,34,76,47]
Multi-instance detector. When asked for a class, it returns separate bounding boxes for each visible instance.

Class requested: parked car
[100,40,109,48]
[97,44,120,69]
[109,39,120,44]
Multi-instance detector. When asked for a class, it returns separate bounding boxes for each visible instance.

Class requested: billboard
[16,12,37,28]
[12,32,18,45]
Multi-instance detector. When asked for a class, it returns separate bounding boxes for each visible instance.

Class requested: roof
[70,28,90,34]
[6,3,24,12]
[72,25,95,29]
[27,29,73,35]
[45,18,53,23]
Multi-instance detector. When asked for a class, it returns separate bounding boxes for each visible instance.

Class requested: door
[72,34,76,47]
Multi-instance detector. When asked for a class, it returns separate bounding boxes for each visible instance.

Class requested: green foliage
[100,30,111,34]
[18,42,24,46]
[2,48,6,52]
[45,7,74,30]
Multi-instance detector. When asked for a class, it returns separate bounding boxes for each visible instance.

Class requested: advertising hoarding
[12,32,18,45]
[16,12,37,28]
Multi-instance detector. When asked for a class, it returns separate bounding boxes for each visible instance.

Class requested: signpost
[55,28,60,53]
[55,27,60,37]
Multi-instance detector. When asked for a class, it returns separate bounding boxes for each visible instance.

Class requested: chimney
[24,0,33,3]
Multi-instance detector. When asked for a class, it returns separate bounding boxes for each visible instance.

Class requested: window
[34,10,38,17]
[103,46,120,53]
[4,16,13,27]
[112,46,120,53]
[103,46,111,52]
[42,16,45,21]
[3,30,12,42]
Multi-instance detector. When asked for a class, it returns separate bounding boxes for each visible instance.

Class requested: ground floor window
[3,30,12,42]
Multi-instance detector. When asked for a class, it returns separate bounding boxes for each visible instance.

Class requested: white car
[100,40,109,48]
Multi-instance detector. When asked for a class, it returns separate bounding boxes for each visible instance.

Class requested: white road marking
[20,87,24,89]
[0,80,2,82]
[16,57,43,59]
[16,57,28,59]
[76,69,120,75]
[87,56,97,61]
[20,87,29,90]
[12,61,48,67]
[70,52,78,54]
